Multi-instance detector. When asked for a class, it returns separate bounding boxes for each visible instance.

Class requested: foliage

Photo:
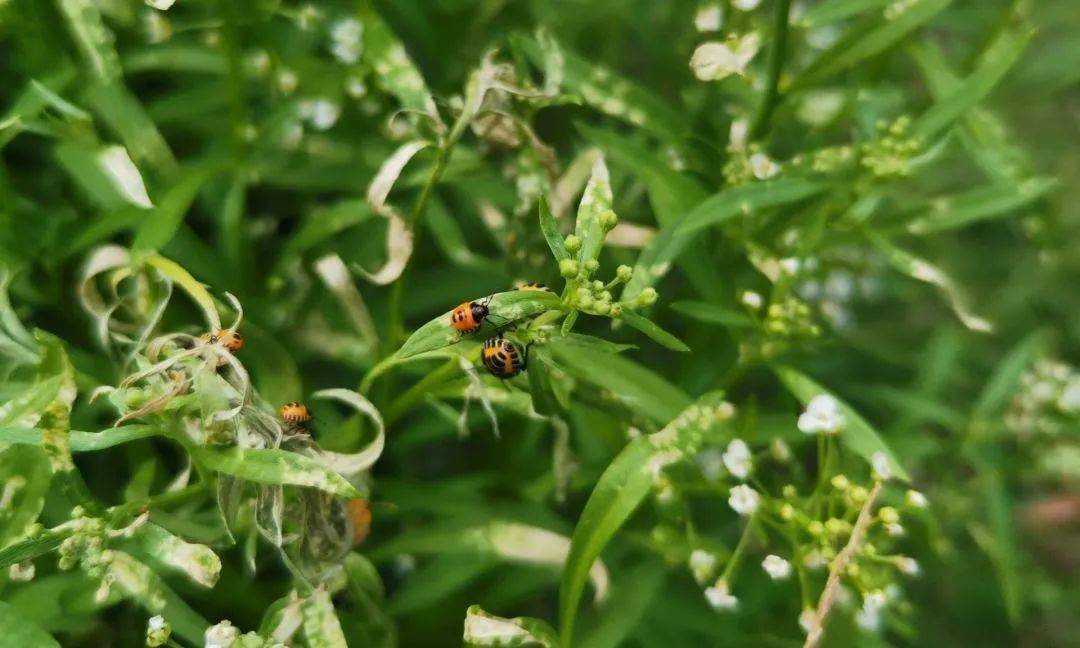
[0,0,1077,646]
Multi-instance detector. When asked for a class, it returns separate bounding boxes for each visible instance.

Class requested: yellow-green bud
[598,290,612,302]
[782,485,797,498]
[146,615,171,647]
[845,563,860,578]
[564,235,582,253]
[599,209,619,231]
[808,521,824,537]
[616,265,633,282]
[850,486,868,504]
[825,518,850,536]
[577,294,594,309]
[594,301,611,315]
[559,259,579,278]
[584,258,600,274]
[638,287,658,307]
[592,280,604,291]
[610,304,623,317]
[879,506,900,525]
[780,503,795,520]
[830,475,850,491]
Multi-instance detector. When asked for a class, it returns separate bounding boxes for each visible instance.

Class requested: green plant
[0,0,1077,647]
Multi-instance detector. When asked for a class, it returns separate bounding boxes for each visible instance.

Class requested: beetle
[481,335,529,379]
[450,299,491,334]
[279,401,312,426]
[201,328,244,352]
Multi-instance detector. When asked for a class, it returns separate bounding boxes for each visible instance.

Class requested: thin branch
[804,480,883,648]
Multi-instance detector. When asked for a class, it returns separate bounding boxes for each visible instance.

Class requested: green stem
[220,0,248,158]
[385,358,462,424]
[749,0,793,141]
[721,511,757,582]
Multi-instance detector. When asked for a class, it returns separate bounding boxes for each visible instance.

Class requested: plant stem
[804,480,883,648]
[721,510,758,582]
[749,0,793,141]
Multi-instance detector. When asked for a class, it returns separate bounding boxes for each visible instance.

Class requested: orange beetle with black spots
[201,328,244,352]
[279,402,312,426]
[450,300,491,334]
[481,336,528,379]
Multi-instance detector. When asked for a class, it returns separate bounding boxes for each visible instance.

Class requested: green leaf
[0,533,65,570]
[359,4,443,128]
[0,446,52,547]
[971,331,1046,419]
[800,0,893,27]
[866,231,992,333]
[773,365,909,481]
[55,0,122,81]
[144,253,221,331]
[0,376,62,427]
[105,551,209,644]
[539,196,569,262]
[617,309,689,353]
[790,0,951,90]
[464,605,560,648]
[573,157,613,265]
[193,447,361,497]
[559,393,730,644]
[302,588,349,648]
[528,350,562,416]
[911,21,1033,141]
[906,177,1057,234]
[0,601,60,648]
[669,301,753,329]
[83,81,176,174]
[132,163,217,253]
[675,177,829,236]
[128,523,221,588]
[546,340,690,425]
[397,290,561,360]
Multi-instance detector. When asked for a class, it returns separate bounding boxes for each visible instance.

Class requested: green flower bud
[584,258,600,275]
[559,259,579,278]
[146,615,171,647]
[845,563,861,578]
[610,304,623,317]
[598,290,612,302]
[780,503,795,521]
[850,486,868,504]
[616,265,633,282]
[825,518,850,536]
[808,521,824,537]
[594,301,611,315]
[830,475,850,491]
[879,506,900,525]
[599,209,619,231]
[564,235,582,253]
[782,485,797,498]
[592,280,604,291]
[638,287,658,307]
[577,294,594,309]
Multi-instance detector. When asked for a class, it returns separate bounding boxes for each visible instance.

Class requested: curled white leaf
[488,522,608,603]
[690,33,760,82]
[314,253,378,345]
[97,146,153,208]
[312,388,385,476]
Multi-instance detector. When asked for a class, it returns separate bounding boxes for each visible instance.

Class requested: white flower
[280,122,304,151]
[205,620,239,648]
[798,394,844,435]
[731,0,761,10]
[761,554,791,580]
[722,438,752,480]
[146,614,171,647]
[750,152,780,179]
[346,77,368,99]
[897,556,920,576]
[803,550,827,570]
[690,33,760,81]
[778,257,801,276]
[329,18,363,63]
[704,580,738,611]
[1058,379,1080,413]
[300,98,341,130]
[905,490,929,508]
[277,69,298,95]
[797,90,845,127]
[148,616,166,632]
[729,118,749,151]
[694,4,723,32]
[799,608,817,634]
[689,550,718,583]
[885,522,905,537]
[8,561,34,582]
[872,451,893,481]
[741,290,763,310]
[146,0,176,9]
[728,484,760,516]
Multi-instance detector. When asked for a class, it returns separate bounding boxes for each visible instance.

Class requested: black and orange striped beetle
[481,335,529,379]
[517,282,550,292]
[279,401,312,426]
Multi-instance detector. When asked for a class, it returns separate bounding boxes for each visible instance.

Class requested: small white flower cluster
[146,615,171,647]
[728,484,760,516]
[299,98,342,131]
[690,33,761,82]
[205,619,239,648]
[1007,359,1080,437]
[761,554,791,580]
[329,17,363,64]
[704,579,738,611]
[689,549,718,584]
[798,394,844,435]
[722,438,752,480]
[694,4,723,32]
